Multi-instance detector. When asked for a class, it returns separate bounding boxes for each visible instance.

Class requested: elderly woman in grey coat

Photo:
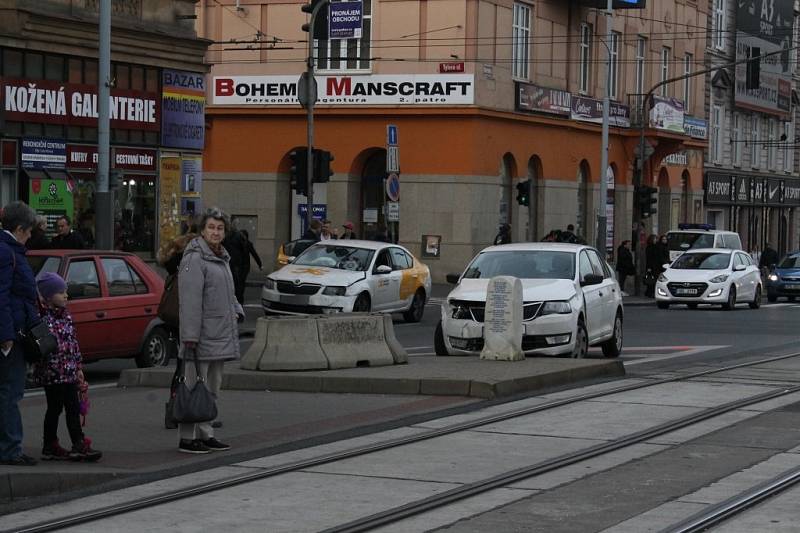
[177,208,243,454]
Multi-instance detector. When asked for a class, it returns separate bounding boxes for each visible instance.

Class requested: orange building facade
[199,0,708,281]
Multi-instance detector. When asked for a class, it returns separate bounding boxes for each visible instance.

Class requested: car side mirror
[446,273,460,285]
[662,263,671,271]
[733,264,746,272]
[375,265,392,274]
[581,273,604,286]
[286,256,296,264]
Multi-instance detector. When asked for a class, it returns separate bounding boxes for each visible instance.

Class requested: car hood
[447,278,577,302]
[269,266,366,286]
[662,268,729,282]
[774,267,800,277]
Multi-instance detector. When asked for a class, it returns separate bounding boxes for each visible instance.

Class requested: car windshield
[778,255,800,269]
[668,232,715,251]
[26,256,61,276]
[293,244,375,272]
[671,252,731,270]
[462,251,575,280]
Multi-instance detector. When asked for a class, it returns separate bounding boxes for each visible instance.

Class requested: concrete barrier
[317,314,395,369]
[257,317,329,371]
[241,317,269,370]
[380,313,408,364]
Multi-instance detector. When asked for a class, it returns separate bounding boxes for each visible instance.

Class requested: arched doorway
[527,155,543,241]
[577,160,590,239]
[360,149,393,242]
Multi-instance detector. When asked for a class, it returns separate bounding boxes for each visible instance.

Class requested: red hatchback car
[26,250,166,367]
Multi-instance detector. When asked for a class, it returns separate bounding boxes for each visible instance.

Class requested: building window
[794,14,799,71]
[579,23,592,94]
[635,36,646,96]
[732,114,742,166]
[660,47,670,96]
[609,31,620,99]
[713,0,726,50]
[512,3,531,80]
[711,105,723,164]
[683,53,692,109]
[767,119,778,170]
[784,119,794,172]
[751,116,760,168]
[316,0,372,71]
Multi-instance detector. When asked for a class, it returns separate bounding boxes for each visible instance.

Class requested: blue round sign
[386,172,400,202]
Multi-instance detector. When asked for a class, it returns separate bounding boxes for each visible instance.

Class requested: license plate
[280,295,309,304]
[450,338,470,349]
[675,288,698,295]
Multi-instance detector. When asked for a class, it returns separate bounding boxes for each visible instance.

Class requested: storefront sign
[113,148,157,172]
[159,156,182,247]
[213,74,475,106]
[28,177,74,224]
[735,0,792,117]
[21,137,66,169]
[683,116,708,139]
[329,1,362,39]
[1,77,159,130]
[67,144,98,170]
[570,95,631,127]
[786,181,800,206]
[162,70,205,150]
[706,173,800,207]
[515,82,571,116]
[439,62,465,73]
[649,96,685,133]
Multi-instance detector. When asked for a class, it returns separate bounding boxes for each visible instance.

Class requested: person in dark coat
[657,234,671,267]
[240,229,262,287]
[222,219,249,305]
[302,219,322,242]
[0,201,40,466]
[644,234,660,297]
[759,243,779,271]
[26,216,50,251]
[560,224,579,244]
[494,223,511,245]
[615,240,636,294]
[340,221,358,239]
[50,216,85,250]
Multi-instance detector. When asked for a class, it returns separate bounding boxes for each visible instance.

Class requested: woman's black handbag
[18,321,58,364]
[172,348,218,424]
[643,270,656,287]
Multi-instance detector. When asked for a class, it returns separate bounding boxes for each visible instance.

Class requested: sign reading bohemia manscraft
[213,75,475,106]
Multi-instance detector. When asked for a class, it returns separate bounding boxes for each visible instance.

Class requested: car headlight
[709,275,729,284]
[540,301,572,315]
[449,303,472,320]
[657,273,667,283]
[264,278,276,290]
[768,274,779,281]
[322,286,346,296]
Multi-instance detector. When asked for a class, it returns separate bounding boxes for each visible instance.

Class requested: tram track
[8,351,800,533]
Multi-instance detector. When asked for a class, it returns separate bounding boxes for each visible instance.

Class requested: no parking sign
[385,172,400,202]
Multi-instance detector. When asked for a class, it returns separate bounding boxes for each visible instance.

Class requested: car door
[390,247,417,310]
[587,249,615,338]
[731,253,753,300]
[740,252,760,299]
[63,256,109,360]
[578,251,604,342]
[371,248,401,311]
[99,256,157,356]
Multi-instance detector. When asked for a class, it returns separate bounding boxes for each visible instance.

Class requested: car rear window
[667,232,715,252]
[27,256,61,276]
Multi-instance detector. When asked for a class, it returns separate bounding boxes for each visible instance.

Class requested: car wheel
[137,327,175,368]
[403,290,426,323]
[722,286,737,310]
[687,303,698,309]
[434,321,450,356]
[749,286,762,309]
[353,293,371,313]
[601,311,623,358]
[767,294,778,303]
[571,318,589,359]
[657,302,670,309]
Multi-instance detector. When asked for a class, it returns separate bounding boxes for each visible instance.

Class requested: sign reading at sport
[579,0,646,7]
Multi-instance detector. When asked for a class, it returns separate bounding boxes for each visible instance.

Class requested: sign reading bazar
[1,78,159,130]
[162,70,205,150]
[213,75,475,105]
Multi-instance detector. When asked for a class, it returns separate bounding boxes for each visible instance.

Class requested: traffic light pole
[596,0,612,256]
[304,0,329,230]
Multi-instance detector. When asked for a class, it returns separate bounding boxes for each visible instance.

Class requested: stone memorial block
[480,276,524,361]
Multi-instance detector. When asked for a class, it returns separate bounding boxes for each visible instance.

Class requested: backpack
[157,272,179,327]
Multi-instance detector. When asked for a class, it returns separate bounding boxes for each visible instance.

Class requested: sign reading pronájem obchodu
[213,75,475,105]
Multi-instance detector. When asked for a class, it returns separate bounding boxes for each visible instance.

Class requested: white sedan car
[262,240,431,322]
[655,248,762,310]
[435,243,624,358]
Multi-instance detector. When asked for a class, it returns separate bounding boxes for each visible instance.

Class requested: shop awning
[45,169,71,181]
[22,169,49,181]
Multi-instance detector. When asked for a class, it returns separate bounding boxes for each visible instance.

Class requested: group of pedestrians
[26,215,91,251]
[302,219,361,242]
[644,234,671,297]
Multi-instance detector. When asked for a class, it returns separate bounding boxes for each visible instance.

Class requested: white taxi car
[262,240,431,322]
[655,248,762,310]
[435,243,624,358]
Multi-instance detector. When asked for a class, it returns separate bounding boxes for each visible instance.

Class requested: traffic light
[290,147,309,197]
[301,0,329,40]
[746,46,761,91]
[636,185,658,218]
[516,179,531,206]
[313,149,334,183]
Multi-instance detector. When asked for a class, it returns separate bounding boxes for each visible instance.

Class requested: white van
[666,226,743,262]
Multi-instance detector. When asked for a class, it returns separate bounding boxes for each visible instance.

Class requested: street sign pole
[95,0,113,250]
[304,0,329,229]
[596,0,612,256]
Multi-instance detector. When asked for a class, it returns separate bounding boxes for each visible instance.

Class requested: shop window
[128,130,144,144]
[23,123,44,137]
[116,176,156,253]
[113,129,130,143]
[0,169,17,208]
[145,67,158,93]
[4,122,22,137]
[130,66,144,91]
[67,126,83,141]
[68,58,83,83]
[2,49,23,77]
[44,124,65,139]
[45,55,64,81]
[84,127,98,142]
[114,63,130,90]
[144,131,158,146]
[24,52,44,78]
[85,60,98,85]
